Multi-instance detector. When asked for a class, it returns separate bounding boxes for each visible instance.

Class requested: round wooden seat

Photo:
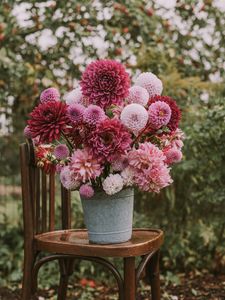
[35,228,164,257]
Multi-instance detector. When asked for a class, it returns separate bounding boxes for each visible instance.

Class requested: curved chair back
[19,140,71,240]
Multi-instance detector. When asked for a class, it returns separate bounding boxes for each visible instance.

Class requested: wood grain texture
[35,229,164,258]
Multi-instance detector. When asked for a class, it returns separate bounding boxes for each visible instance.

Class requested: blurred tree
[0,0,224,174]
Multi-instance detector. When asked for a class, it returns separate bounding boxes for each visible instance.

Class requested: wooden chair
[20,140,164,300]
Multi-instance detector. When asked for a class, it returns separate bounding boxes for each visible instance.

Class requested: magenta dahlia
[28,101,69,143]
[79,184,94,198]
[87,118,132,162]
[40,87,60,103]
[80,60,130,109]
[83,104,106,126]
[67,103,85,125]
[54,144,70,160]
[148,96,181,131]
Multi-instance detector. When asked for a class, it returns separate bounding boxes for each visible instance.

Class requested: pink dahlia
[148,96,181,131]
[80,60,130,109]
[121,166,135,187]
[87,118,132,162]
[54,144,69,160]
[157,129,185,150]
[40,87,60,103]
[127,86,149,106]
[56,163,64,174]
[28,101,69,143]
[60,166,80,190]
[111,154,129,171]
[171,129,185,149]
[79,184,94,198]
[129,142,166,169]
[128,142,172,193]
[67,103,85,125]
[134,165,172,193]
[120,103,149,134]
[70,148,102,182]
[148,101,171,129]
[64,87,83,105]
[135,72,163,98]
[163,147,182,165]
[24,125,33,139]
[83,105,106,126]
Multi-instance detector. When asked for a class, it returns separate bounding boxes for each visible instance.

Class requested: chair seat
[35,228,164,257]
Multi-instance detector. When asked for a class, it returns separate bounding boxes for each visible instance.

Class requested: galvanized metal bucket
[81,188,134,244]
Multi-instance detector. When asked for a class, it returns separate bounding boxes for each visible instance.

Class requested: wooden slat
[61,185,71,230]
[30,165,36,231]
[41,170,47,232]
[49,173,55,231]
[35,168,41,234]
[20,144,34,238]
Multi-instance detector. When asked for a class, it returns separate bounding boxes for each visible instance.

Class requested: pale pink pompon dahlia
[120,103,149,135]
[79,184,94,198]
[70,148,102,183]
[148,101,171,129]
[80,60,130,109]
[128,142,172,193]
[135,72,163,98]
[127,86,149,106]
[63,87,83,105]
[102,174,124,195]
[60,166,80,190]
[40,87,60,103]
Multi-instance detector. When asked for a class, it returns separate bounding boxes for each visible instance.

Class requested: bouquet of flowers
[24,60,183,199]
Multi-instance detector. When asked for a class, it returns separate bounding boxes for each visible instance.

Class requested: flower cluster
[25,59,183,198]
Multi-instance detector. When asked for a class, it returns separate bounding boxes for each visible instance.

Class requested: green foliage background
[0,0,224,288]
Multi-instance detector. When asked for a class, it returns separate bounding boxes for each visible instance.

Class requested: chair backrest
[20,140,71,239]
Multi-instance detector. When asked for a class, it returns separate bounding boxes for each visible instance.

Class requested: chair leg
[147,251,161,300]
[124,257,136,300]
[21,250,36,300]
[57,258,74,300]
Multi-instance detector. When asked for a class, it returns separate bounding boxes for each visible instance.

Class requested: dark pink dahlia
[28,101,69,143]
[80,60,130,109]
[87,118,132,162]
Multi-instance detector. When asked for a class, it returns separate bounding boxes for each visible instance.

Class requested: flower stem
[132,124,152,146]
[61,131,73,152]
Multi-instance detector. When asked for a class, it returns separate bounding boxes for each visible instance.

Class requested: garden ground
[0,272,224,300]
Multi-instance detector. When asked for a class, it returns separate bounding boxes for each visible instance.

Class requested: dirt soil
[0,273,224,300]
